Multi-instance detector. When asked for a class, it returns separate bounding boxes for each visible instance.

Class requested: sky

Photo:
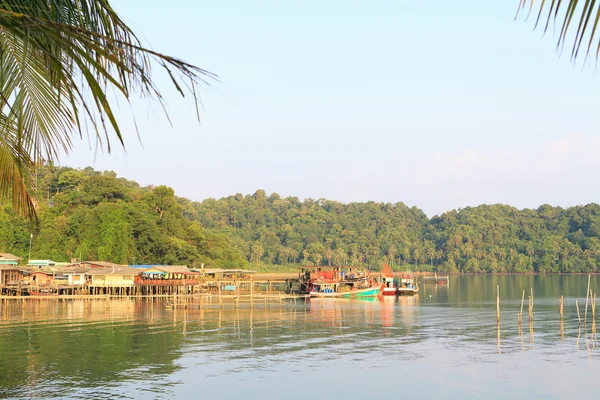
[64,0,600,217]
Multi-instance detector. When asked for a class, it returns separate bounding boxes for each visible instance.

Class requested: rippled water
[1,275,599,399]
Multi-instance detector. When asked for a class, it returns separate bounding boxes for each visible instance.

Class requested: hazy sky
[64,0,600,216]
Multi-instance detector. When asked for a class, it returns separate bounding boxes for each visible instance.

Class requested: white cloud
[397,133,600,215]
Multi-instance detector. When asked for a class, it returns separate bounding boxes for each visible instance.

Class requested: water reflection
[1,275,600,399]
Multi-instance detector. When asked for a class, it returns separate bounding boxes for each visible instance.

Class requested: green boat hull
[342,287,381,298]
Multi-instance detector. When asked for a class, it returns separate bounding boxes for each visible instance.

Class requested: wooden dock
[0,278,301,300]
[422,274,450,285]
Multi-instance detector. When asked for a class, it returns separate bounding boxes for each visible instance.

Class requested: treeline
[2,166,600,273]
[194,191,600,273]
[0,166,247,268]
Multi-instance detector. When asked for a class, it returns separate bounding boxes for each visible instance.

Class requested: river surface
[1,275,599,399]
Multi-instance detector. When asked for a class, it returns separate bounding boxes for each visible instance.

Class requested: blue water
[0,275,598,399]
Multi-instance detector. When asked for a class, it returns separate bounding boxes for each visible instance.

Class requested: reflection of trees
[0,299,184,397]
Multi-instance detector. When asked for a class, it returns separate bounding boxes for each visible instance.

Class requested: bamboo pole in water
[560,295,564,319]
[496,285,500,322]
[576,299,581,326]
[530,288,534,321]
[519,290,525,325]
[585,274,591,325]
[218,284,223,308]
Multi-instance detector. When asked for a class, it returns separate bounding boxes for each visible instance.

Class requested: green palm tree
[425,246,436,267]
[518,1,600,62]
[0,0,214,220]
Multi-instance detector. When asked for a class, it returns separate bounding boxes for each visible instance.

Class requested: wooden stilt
[585,274,591,325]
[520,290,525,321]
[528,288,534,322]
[560,295,564,319]
[496,285,500,323]
[218,284,223,308]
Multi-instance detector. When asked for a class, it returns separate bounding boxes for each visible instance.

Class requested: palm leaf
[0,0,216,221]
[0,113,36,221]
[518,0,600,62]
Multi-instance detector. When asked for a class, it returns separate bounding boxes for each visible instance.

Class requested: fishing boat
[305,266,382,298]
[380,264,397,296]
[309,280,382,298]
[28,287,58,296]
[397,273,419,295]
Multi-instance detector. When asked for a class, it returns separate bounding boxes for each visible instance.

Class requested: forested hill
[0,166,247,268]
[2,166,600,273]
[194,191,600,273]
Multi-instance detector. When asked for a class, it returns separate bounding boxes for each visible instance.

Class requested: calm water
[1,275,599,399]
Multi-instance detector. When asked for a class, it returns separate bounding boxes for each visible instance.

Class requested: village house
[27,260,56,268]
[196,268,256,279]
[0,266,22,287]
[0,253,23,287]
[79,261,126,269]
[85,265,141,295]
[0,252,21,266]
[62,268,89,286]
[25,270,55,286]
[138,265,200,286]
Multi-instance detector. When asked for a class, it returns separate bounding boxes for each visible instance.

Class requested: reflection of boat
[397,274,418,295]
[380,264,397,296]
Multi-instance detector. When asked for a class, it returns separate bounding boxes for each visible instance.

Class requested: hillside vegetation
[2,166,600,273]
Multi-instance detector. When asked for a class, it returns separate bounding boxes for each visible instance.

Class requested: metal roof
[145,265,196,274]
[85,266,142,276]
[0,253,21,261]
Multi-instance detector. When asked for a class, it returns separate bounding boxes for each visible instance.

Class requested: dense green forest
[0,166,247,268]
[195,191,600,273]
[2,166,600,273]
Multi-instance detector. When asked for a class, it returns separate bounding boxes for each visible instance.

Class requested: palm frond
[0,0,217,221]
[517,0,600,62]
[0,113,36,221]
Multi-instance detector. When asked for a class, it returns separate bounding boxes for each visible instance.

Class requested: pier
[422,273,450,285]
[0,277,300,300]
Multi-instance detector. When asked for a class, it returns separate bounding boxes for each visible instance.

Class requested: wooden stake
[496,285,500,322]
[519,289,525,325]
[218,283,223,308]
[560,295,564,319]
[576,299,581,326]
[530,287,534,320]
[585,274,591,325]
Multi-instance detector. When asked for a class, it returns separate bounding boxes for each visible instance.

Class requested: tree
[0,0,214,220]
[250,241,264,264]
[386,246,396,268]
